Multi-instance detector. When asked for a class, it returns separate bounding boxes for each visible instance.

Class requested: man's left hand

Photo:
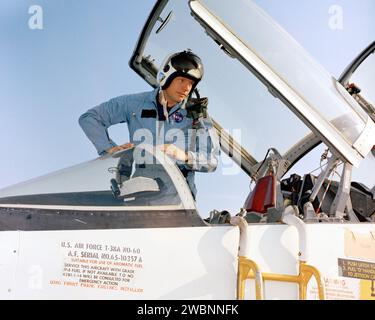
[159,144,188,162]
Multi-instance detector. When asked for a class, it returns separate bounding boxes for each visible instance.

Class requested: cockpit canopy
[0,145,194,209]
[130,0,375,170]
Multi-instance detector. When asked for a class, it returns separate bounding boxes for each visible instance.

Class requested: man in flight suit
[79,50,219,199]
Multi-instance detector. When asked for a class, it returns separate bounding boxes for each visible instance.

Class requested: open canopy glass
[131,0,375,170]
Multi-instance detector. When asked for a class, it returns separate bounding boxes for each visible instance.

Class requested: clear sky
[0,0,374,217]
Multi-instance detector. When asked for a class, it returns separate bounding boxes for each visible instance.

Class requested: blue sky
[0,1,374,216]
[0,1,154,182]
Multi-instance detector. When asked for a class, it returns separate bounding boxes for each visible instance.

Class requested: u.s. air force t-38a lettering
[0,0,374,299]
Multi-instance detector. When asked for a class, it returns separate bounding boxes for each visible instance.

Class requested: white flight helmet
[157,50,204,94]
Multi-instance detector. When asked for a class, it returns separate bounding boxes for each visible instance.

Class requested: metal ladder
[231,207,325,300]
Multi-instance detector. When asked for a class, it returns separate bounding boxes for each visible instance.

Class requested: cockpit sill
[0,205,206,231]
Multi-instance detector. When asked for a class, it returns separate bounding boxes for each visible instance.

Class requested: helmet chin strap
[159,89,169,122]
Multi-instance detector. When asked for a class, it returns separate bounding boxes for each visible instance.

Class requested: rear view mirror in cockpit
[111,176,161,199]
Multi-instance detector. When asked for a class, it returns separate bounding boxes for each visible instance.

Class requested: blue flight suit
[79,88,219,198]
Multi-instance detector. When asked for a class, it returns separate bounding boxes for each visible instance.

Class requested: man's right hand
[106,143,134,155]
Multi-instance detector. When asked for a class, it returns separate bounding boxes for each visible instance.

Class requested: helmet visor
[170,52,203,80]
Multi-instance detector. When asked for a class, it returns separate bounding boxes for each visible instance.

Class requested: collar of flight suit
[148,87,186,121]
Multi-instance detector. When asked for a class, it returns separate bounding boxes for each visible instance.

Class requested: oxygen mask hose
[186,96,209,128]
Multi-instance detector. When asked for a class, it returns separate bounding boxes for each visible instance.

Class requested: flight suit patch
[172,111,184,123]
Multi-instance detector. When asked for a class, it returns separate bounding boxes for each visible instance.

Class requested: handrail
[237,256,264,300]
[238,259,325,300]
[234,207,325,300]
[231,216,264,299]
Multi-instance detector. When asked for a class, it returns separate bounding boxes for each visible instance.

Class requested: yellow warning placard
[360,280,375,300]
[338,258,375,281]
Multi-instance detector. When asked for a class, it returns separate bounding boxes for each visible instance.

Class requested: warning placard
[48,240,144,293]
[338,258,375,281]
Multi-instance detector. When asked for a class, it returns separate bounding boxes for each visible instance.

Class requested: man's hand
[106,143,134,155]
[159,144,188,162]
